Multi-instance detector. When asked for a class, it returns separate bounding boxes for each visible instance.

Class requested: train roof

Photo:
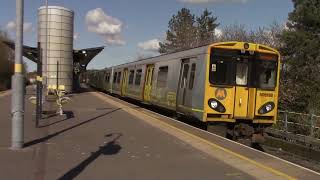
[101,41,279,70]
[110,44,210,69]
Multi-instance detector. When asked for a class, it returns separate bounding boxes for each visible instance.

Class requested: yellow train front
[204,42,280,141]
[85,41,280,142]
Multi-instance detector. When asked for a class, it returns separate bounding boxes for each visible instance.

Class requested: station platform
[0,86,319,180]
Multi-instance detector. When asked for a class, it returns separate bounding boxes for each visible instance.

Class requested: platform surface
[0,86,319,180]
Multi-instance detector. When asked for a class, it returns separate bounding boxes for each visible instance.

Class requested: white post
[44,0,48,86]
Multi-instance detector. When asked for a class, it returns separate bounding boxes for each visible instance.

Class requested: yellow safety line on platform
[93,92,297,180]
[15,64,22,73]
[153,119,296,180]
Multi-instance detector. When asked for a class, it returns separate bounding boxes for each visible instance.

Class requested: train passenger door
[234,60,249,118]
[177,59,193,111]
[110,68,114,93]
[144,65,154,102]
[121,69,128,96]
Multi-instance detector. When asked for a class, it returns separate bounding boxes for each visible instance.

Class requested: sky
[0,0,293,71]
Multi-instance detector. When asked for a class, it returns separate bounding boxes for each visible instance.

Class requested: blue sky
[0,0,293,71]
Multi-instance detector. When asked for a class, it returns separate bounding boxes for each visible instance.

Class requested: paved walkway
[0,87,254,180]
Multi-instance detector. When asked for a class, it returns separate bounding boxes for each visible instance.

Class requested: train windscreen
[210,48,278,89]
[209,48,237,86]
[251,53,278,89]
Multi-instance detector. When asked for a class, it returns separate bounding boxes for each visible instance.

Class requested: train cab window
[128,70,135,85]
[210,48,237,85]
[113,72,117,83]
[189,63,196,89]
[157,66,169,88]
[209,58,235,85]
[252,59,277,89]
[117,72,121,84]
[135,69,142,86]
[236,62,248,86]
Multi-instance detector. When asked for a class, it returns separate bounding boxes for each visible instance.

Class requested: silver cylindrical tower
[38,6,74,92]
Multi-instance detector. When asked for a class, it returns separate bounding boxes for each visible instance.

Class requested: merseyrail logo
[215,88,227,100]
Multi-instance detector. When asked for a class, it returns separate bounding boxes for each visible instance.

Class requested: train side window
[135,69,142,86]
[105,73,110,82]
[128,70,135,85]
[189,63,196,89]
[181,64,189,88]
[113,72,117,83]
[157,66,168,88]
[117,72,121,84]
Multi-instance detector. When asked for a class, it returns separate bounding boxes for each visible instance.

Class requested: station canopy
[2,40,104,72]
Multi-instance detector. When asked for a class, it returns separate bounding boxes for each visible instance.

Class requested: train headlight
[208,98,226,113]
[258,102,275,114]
[265,104,272,111]
[210,101,218,109]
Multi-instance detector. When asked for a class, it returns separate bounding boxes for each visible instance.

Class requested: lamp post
[11,0,25,150]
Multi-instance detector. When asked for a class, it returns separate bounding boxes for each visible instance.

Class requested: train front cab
[203,42,280,140]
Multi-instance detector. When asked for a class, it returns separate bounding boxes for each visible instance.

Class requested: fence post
[284,111,288,132]
[310,114,314,137]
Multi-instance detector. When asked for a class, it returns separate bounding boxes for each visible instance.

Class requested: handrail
[278,110,320,118]
[271,110,320,139]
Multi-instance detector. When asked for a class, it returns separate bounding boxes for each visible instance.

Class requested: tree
[159,8,219,54]
[254,21,283,49]
[159,8,197,53]
[280,0,320,113]
[217,22,284,49]
[196,9,219,46]
[218,23,251,42]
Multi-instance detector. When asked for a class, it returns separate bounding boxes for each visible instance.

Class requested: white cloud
[178,0,249,4]
[5,21,33,33]
[105,34,125,45]
[85,8,125,46]
[135,51,156,60]
[138,39,160,51]
[215,28,222,37]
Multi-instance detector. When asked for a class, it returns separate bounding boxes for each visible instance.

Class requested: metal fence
[271,110,320,139]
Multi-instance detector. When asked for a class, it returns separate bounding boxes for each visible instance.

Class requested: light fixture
[208,98,226,113]
[258,102,275,114]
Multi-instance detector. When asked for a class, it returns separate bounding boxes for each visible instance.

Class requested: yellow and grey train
[85,41,280,141]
